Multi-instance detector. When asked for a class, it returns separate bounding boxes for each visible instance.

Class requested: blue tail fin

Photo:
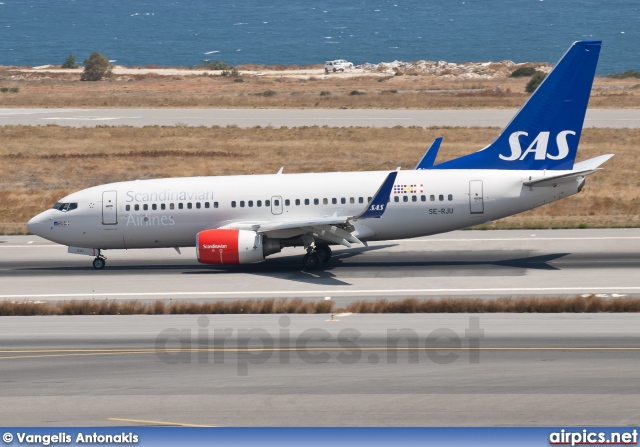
[431,41,601,170]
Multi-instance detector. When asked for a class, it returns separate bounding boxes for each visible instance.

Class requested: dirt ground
[2,63,640,109]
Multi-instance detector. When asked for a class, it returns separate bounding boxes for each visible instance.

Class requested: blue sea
[0,0,638,74]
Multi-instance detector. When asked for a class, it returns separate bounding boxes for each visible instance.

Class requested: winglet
[354,171,398,219]
[415,137,443,169]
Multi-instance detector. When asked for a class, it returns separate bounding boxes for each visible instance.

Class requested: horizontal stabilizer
[524,154,613,187]
[573,154,614,171]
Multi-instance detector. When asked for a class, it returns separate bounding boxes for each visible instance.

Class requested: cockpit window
[52,202,78,212]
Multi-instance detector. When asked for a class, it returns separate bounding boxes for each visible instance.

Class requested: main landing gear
[93,250,107,270]
[302,244,332,270]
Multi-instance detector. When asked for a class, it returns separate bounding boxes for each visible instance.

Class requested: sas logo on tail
[500,130,576,161]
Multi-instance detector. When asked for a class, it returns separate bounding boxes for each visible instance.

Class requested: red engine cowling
[196,229,278,265]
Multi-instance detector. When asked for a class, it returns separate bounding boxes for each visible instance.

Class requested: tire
[340,68,344,72]
[333,68,337,72]
[315,244,333,264]
[302,252,321,270]
[93,257,106,270]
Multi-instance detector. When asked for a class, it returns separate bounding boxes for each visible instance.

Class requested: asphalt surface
[1,229,639,303]
[1,314,639,426]
[1,108,640,128]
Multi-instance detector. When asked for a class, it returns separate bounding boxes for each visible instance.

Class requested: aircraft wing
[523,154,614,187]
[220,171,398,247]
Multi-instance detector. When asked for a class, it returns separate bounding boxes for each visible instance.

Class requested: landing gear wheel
[315,244,333,264]
[93,257,106,270]
[302,252,321,270]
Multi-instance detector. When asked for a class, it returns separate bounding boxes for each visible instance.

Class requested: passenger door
[102,190,118,225]
[469,180,484,214]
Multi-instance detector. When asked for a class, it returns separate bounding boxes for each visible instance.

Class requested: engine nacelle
[196,229,280,264]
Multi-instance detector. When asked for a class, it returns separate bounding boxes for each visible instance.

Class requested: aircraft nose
[27,214,44,236]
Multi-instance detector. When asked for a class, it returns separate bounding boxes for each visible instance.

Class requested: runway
[1,229,639,302]
[1,313,639,426]
[1,108,640,128]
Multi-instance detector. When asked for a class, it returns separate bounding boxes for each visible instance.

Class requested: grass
[1,125,638,234]
[2,295,640,316]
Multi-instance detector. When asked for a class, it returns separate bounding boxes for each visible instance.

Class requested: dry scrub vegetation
[1,125,638,234]
[2,295,640,316]
[2,67,640,108]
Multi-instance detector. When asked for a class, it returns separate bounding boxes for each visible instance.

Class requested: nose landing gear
[92,250,107,270]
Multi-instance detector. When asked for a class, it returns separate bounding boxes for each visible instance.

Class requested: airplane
[27,40,612,271]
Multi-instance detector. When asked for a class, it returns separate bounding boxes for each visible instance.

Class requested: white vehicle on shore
[324,59,354,73]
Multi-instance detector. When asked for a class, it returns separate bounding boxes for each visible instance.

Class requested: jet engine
[196,229,281,264]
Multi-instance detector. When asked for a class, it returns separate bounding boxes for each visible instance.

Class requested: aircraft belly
[122,224,196,249]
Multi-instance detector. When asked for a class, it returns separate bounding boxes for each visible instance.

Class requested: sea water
[0,0,637,74]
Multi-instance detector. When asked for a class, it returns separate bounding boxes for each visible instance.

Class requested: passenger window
[368,197,372,202]
[135,204,140,211]
[187,203,193,209]
[394,196,399,203]
[295,199,300,206]
[204,202,210,209]
[421,195,426,202]
[285,199,290,206]
[257,200,262,207]
[430,195,435,202]
[274,199,280,206]
[341,198,346,204]
[265,200,271,206]
[196,202,201,209]
[152,204,157,210]
[314,199,319,205]
[248,201,253,207]
[412,196,417,202]
[170,203,175,210]
[179,203,184,209]
[350,197,355,204]
[332,198,337,205]
[439,195,444,201]
[161,203,166,210]
[403,196,408,202]
[231,201,236,208]
[448,194,453,201]
[359,197,364,204]
[143,204,148,211]
[126,205,130,211]
[214,202,219,208]
[240,201,245,207]
[305,199,310,205]
[323,198,328,205]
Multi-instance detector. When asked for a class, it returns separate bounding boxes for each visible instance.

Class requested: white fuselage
[27,169,581,251]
